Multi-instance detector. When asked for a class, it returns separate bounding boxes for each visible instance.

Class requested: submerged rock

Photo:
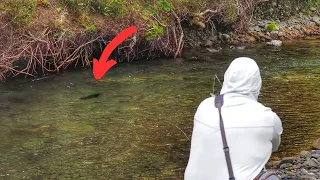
[202,39,213,47]
[266,40,283,47]
[80,93,101,100]
[230,45,246,50]
[206,47,222,53]
[300,151,311,159]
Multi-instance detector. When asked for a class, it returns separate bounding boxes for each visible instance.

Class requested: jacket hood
[220,57,262,100]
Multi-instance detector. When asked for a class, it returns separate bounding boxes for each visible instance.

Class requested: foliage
[306,0,320,11]
[100,0,126,18]
[86,25,96,33]
[223,1,238,23]
[0,0,37,25]
[61,0,127,18]
[140,0,174,40]
[62,0,94,13]
[145,21,165,40]
[156,0,174,11]
[267,21,280,31]
[77,14,97,33]
[37,0,49,7]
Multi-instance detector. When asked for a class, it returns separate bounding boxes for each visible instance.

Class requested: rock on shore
[266,40,283,47]
[231,13,320,44]
[267,150,320,180]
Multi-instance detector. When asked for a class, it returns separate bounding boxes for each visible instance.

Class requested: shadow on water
[0,39,320,179]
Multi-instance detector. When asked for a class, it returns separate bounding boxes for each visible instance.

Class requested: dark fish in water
[80,93,101,100]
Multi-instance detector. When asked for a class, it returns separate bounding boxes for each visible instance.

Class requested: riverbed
[0,40,320,179]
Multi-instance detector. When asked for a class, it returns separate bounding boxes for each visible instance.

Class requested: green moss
[156,0,174,11]
[267,21,280,31]
[145,21,165,40]
[223,2,238,23]
[86,25,96,33]
[77,14,97,33]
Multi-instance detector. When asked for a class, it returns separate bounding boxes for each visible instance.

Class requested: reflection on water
[0,40,320,179]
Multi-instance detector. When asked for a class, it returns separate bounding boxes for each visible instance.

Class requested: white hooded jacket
[184,57,283,180]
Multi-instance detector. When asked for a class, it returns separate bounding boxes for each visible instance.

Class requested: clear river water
[0,39,320,179]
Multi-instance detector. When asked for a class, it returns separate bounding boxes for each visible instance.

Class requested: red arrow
[93,26,137,80]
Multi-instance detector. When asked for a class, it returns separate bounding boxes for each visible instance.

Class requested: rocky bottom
[267,150,320,180]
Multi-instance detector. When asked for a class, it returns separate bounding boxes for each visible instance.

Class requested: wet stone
[296,163,302,169]
[300,168,311,176]
[311,150,320,154]
[311,158,320,166]
[311,153,320,159]
[308,170,320,178]
[300,151,312,159]
[281,175,290,180]
[280,163,293,169]
[302,158,319,168]
[280,157,297,166]
[285,171,296,176]
[300,175,318,180]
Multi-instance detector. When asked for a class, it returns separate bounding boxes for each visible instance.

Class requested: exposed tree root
[171,10,184,58]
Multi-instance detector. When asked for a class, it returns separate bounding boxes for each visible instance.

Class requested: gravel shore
[267,150,320,180]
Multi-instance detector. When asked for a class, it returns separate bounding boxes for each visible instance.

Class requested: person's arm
[271,112,283,152]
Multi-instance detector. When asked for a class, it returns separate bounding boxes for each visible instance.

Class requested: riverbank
[0,0,319,81]
[185,8,320,48]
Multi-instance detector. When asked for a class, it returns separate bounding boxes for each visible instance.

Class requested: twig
[172,26,178,47]
[56,36,99,70]
[129,34,137,50]
[0,65,35,77]
[152,15,166,27]
[195,9,218,17]
[210,21,216,36]
[212,76,216,95]
[171,168,185,172]
[176,125,190,142]
[215,74,222,86]
[31,76,53,82]
[171,10,184,58]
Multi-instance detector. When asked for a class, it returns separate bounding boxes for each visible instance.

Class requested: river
[0,39,320,179]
